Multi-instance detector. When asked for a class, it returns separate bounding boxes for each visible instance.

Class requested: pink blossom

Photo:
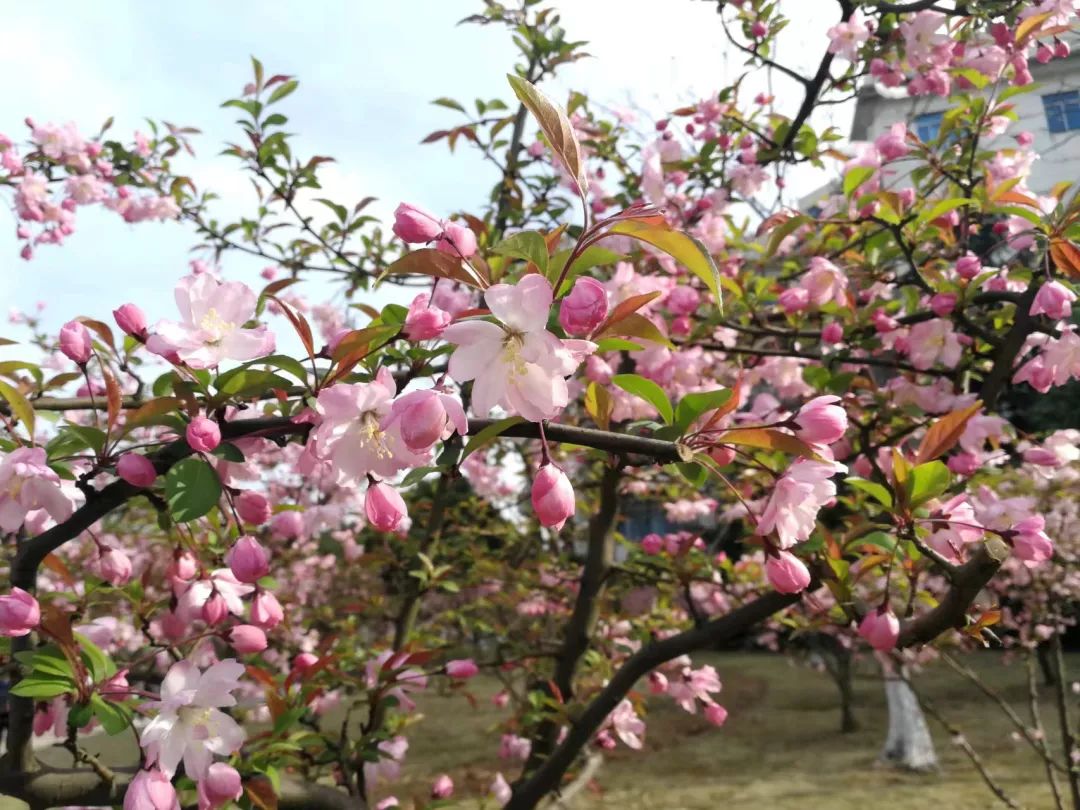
[931,293,957,317]
[97,546,133,587]
[117,453,157,487]
[666,285,701,316]
[197,763,243,810]
[667,664,722,713]
[365,481,407,532]
[235,491,271,525]
[443,274,594,421]
[149,274,274,369]
[792,396,848,445]
[431,774,454,799]
[446,659,479,679]
[704,702,729,726]
[500,733,532,761]
[270,510,304,540]
[955,252,982,279]
[1008,516,1053,563]
[114,303,148,339]
[490,773,512,807]
[907,319,962,370]
[436,220,477,258]
[124,768,179,810]
[778,287,809,313]
[0,588,40,637]
[186,417,221,453]
[387,388,467,451]
[641,533,663,555]
[250,590,284,628]
[392,202,443,243]
[826,12,870,62]
[559,277,609,335]
[226,536,270,583]
[802,257,848,307]
[858,608,900,651]
[403,293,451,341]
[0,447,75,533]
[608,699,646,748]
[874,122,910,161]
[59,319,92,364]
[1030,281,1076,321]
[757,459,845,547]
[765,550,811,594]
[364,736,409,787]
[229,624,268,654]
[175,570,254,624]
[531,464,575,530]
[822,321,844,345]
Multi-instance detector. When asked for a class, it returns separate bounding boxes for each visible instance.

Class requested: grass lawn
[388,650,1074,809]
[17,650,1074,809]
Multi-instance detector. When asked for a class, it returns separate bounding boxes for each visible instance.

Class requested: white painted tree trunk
[877,654,938,771]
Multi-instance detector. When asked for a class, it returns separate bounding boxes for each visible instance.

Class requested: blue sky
[0,0,841,342]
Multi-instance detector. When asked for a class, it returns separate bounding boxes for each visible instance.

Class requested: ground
[12,650,1075,809]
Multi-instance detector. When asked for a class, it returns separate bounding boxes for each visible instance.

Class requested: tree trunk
[835,644,858,733]
[877,653,938,771]
[1037,642,1058,686]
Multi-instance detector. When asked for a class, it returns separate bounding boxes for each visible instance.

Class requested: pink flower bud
[446,659,479,679]
[293,652,319,675]
[124,768,178,810]
[403,293,451,341]
[641,533,664,555]
[227,536,270,583]
[392,202,443,243]
[666,285,701,316]
[821,321,844,345]
[169,550,198,581]
[558,277,609,336]
[947,452,979,476]
[436,221,478,258]
[1055,39,1070,59]
[493,690,510,708]
[778,287,809,314]
[930,292,957,317]
[98,547,133,587]
[1009,516,1054,563]
[751,20,768,38]
[0,588,40,636]
[158,610,187,643]
[251,590,284,628]
[185,416,220,453]
[649,671,669,694]
[361,483,405,533]
[708,445,736,466]
[202,593,228,626]
[531,464,575,530]
[270,510,304,540]
[117,453,157,488]
[704,702,729,726]
[112,303,147,339]
[431,774,454,799]
[1023,447,1061,467]
[1015,131,1034,148]
[955,252,982,279]
[490,774,512,806]
[198,763,243,809]
[394,390,446,450]
[59,319,92,364]
[765,551,811,594]
[229,624,268,654]
[792,396,848,445]
[1036,43,1053,64]
[236,491,272,525]
[858,607,900,651]
[1030,281,1076,321]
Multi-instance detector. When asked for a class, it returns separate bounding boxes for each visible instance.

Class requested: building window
[913,111,944,142]
[1043,91,1080,134]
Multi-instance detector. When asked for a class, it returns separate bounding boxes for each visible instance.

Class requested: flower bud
[112,303,148,339]
[704,702,729,726]
[124,768,178,810]
[1030,281,1076,321]
[641,533,664,555]
[392,202,443,243]
[98,547,133,587]
[765,551,811,594]
[666,285,701,316]
[202,593,228,626]
[270,510,304,540]
[198,763,243,809]
[393,390,446,450]
[792,396,848,445]
[293,652,319,674]
[226,536,270,583]
[117,453,157,488]
[930,292,957,317]
[59,319,92,365]
[403,293,451,342]
[531,464,575,530]
[858,607,900,651]
[0,588,40,636]
[236,491,272,525]
[250,590,284,628]
[446,659,479,679]
[436,221,477,258]
[431,774,454,799]
[955,252,981,279]
[558,277,609,336]
[185,416,221,453]
[822,322,844,345]
[1009,516,1054,563]
[778,287,809,314]
[229,624,268,654]
[1023,447,1062,467]
[169,550,198,581]
[365,481,408,532]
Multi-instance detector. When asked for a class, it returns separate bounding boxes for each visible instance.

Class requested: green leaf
[211,443,245,463]
[764,214,811,258]
[267,79,299,105]
[16,646,73,679]
[908,461,951,507]
[461,417,524,460]
[673,389,732,435]
[214,368,293,398]
[76,633,116,681]
[843,166,875,198]
[432,97,466,113]
[165,458,222,522]
[845,477,893,508]
[492,231,549,275]
[917,198,976,225]
[90,694,132,735]
[62,424,109,454]
[674,461,707,487]
[10,674,76,699]
[612,374,673,424]
[0,379,34,437]
[507,74,587,197]
[594,338,644,353]
[399,466,440,487]
[607,218,721,306]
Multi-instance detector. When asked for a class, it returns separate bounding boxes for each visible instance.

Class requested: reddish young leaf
[593,291,662,335]
[77,318,116,352]
[102,365,123,438]
[384,248,484,289]
[717,427,822,461]
[915,402,982,464]
[267,295,315,360]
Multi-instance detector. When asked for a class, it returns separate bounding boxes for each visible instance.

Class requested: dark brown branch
[470,419,685,464]
[979,281,1040,410]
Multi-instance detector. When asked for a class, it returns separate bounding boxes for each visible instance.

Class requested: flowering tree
[0,1,1078,809]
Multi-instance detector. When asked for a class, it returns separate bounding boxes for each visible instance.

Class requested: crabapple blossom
[365,481,408,532]
[124,768,179,810]
[0,588,39,636]
[387,388,467,451]
[149,274,274,369]
[446,658,479,679]
[608,699,646,748]
[392,202,443,243]
[1008,516,1054,563]
[186,417,221,453]
[116,453,157,487]
[559,277,609,335]
[235,490,271,525]
[229,624,268,654]
[97,546,133,586]
[176,569,254,623]
[1030,281,1076,321]
[139,659,246,779]
[270,510,304,540]
[431,774,454,799]
[907,319,963,370]
[858,608,900,651]
[113,302,148,339]
[197,763,243,810]
[226,535,270,583]
[531,464,575,530]
[0,447,75,533]
[443,274,594,421]
[250,590,285,628]
[58,319,92,364]
[792,396,848,445]
[757,459,845,548]
[403,293,451,341]
[765,551,812,594]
